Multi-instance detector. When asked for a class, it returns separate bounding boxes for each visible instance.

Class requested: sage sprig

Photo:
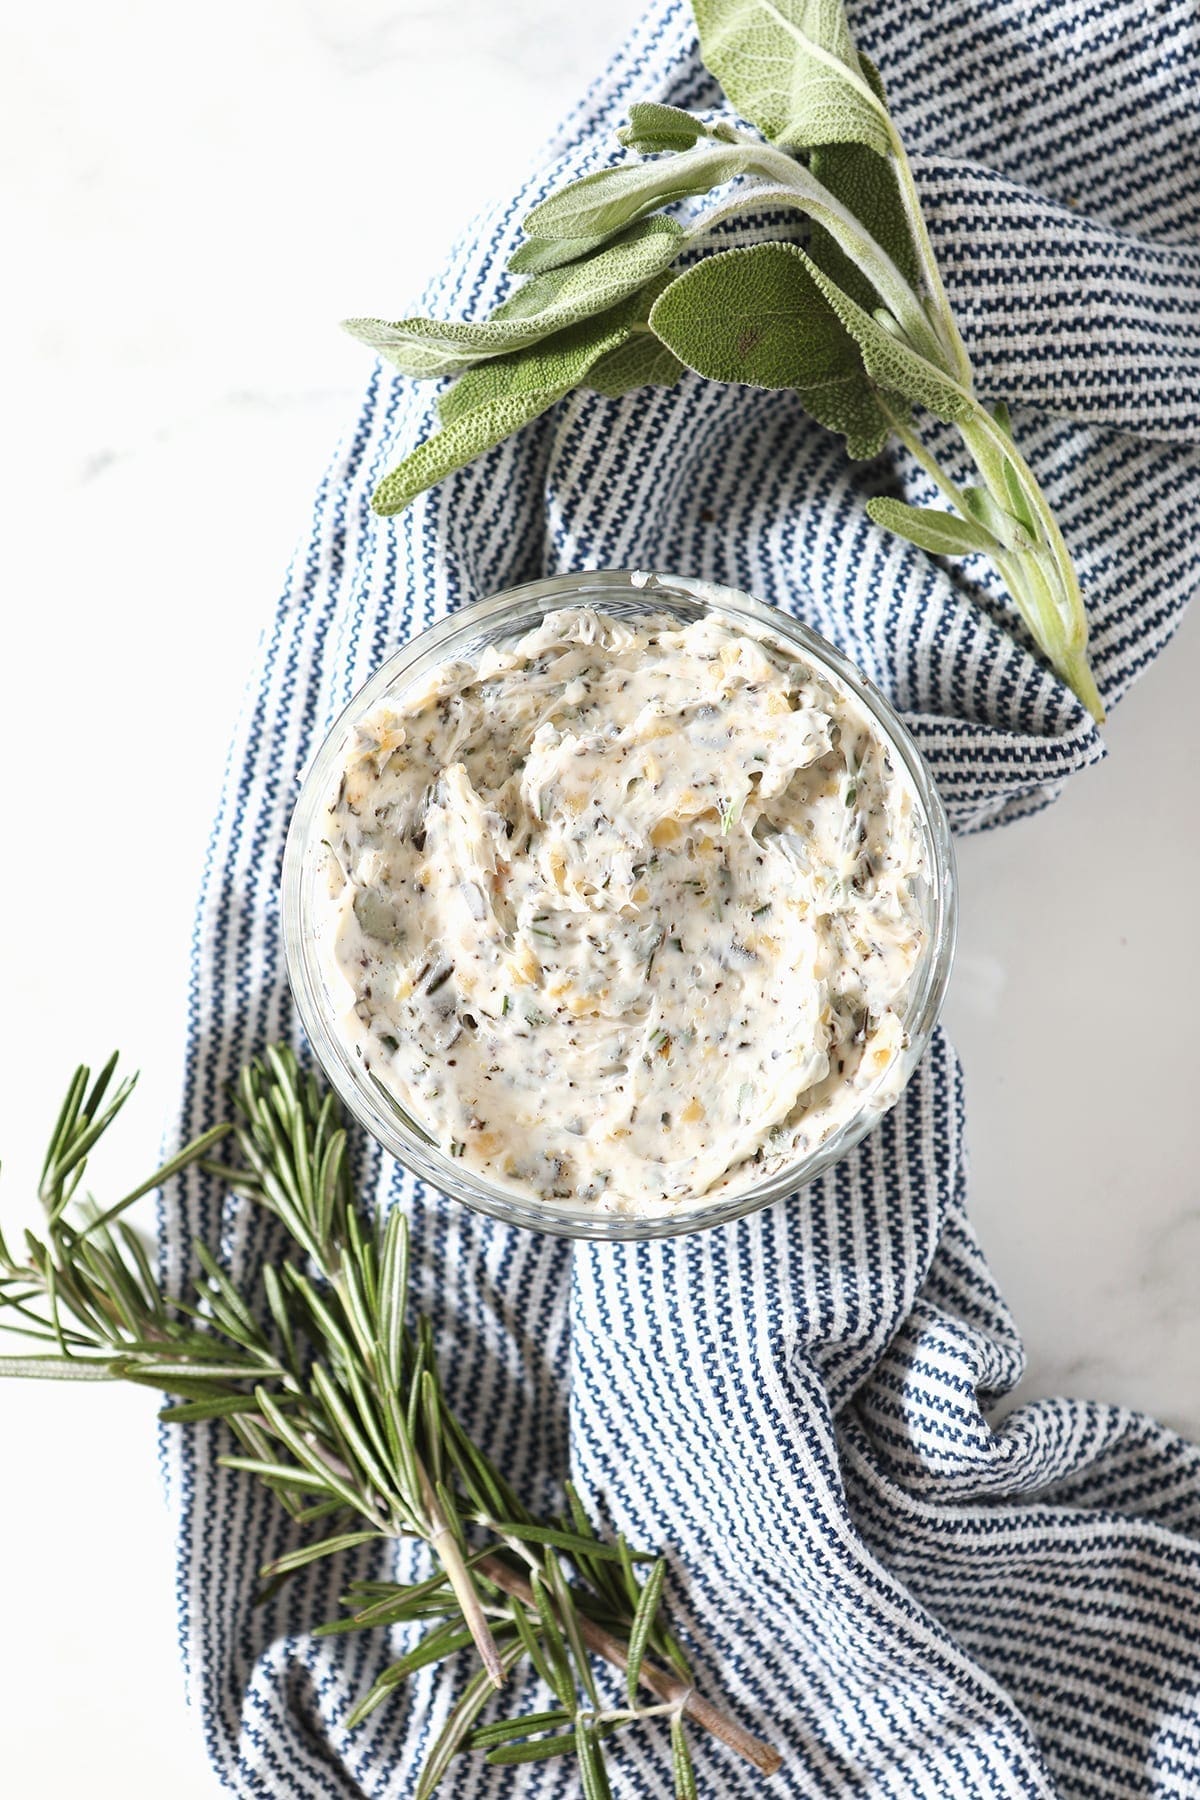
[0,1048,781,1794]
[346,0,1103,721]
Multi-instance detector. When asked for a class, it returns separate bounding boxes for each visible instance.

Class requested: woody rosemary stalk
[0,1048,780,1796]
[344,0,1103,720]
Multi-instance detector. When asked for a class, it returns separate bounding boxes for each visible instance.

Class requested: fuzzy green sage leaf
[866,496,1002,558]
[617,101,714,153]
[805,58,920,310]
[800,253,973,424]
[960,483,1032,551]
[585,330,685,398]
[372,306,638,514]
[346,217,684,380]
[521,143,767,248]
[1000,451,1041,539]
[692,0,892,156]
[507,234,610,275]
[648,242,895,459]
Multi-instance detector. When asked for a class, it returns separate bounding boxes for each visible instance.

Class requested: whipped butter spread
[319,607,926,1214]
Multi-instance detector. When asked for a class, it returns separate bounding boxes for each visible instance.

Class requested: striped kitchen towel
[161,0,1200,1794]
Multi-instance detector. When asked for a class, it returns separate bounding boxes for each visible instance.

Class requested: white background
[1,2,1196,1792]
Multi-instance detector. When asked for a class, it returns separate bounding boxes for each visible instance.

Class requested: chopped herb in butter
[321,608,926,1215]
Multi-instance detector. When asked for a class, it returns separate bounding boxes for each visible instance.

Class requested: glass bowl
[282,569,956,1240]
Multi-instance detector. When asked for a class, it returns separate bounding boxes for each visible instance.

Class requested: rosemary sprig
[0,1047,781,1792]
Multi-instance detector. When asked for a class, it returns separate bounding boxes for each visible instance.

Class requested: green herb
[346,0,1103,720]
[0,1050,781,1791]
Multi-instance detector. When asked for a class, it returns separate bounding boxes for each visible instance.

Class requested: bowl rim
[281,567,958,1240]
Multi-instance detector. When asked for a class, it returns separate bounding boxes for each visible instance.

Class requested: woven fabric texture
[162,2,1200,1794]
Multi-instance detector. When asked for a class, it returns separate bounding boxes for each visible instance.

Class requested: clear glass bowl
[282,569,957,1240]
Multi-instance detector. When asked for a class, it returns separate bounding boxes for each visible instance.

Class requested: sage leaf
[339,0,1100,715]
[346,217,684,380]
[372,301,650,515]
[517,134,942,366]
[687,180,820,244]
[585,331,685,397]
[648,243,894,459]
[617,101,711,154]
[681,175,934,373]
[522,144,768,247]
[866,497,1001,558]
[508,234,609,275]
[341,320,474,383]
[693,0,892,156]
[961,483,1032,551]
[807,56,920,311]
[435,270,675,423]
[1001,453,1041,539]
[491,217,681,325]
[802,254,973,423]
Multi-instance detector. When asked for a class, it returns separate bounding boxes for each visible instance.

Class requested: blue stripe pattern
[160,2,1200,1793]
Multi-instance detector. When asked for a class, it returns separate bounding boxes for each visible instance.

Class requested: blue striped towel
[163,0,1200,1793]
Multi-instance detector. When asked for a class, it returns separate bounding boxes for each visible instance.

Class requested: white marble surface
[0,2,1196,1793]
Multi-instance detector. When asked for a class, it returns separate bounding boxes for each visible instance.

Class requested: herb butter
[319,608,926,1214]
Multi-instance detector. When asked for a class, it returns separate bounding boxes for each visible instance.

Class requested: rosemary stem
[477,1554,782,1777]
[499,1530,544,1576]
[419,1465,506,1688]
